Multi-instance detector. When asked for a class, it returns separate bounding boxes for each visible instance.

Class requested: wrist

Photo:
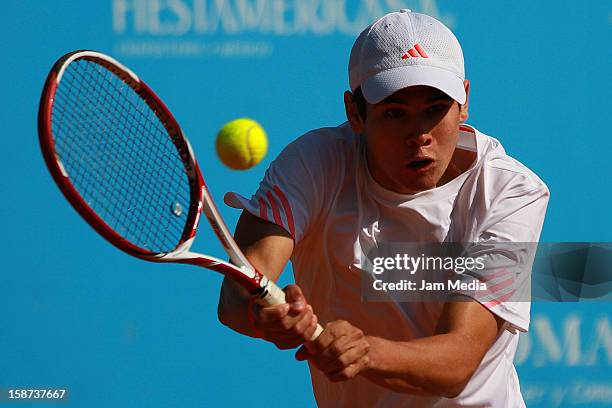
[363,335,384,374]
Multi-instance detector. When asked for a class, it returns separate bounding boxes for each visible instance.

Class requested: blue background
[1,1,610,406]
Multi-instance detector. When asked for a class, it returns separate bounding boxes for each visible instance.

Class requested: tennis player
[218,9,548,407]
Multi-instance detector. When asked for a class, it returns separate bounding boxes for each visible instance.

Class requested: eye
[384,108,405,119]
[426,104,450,115]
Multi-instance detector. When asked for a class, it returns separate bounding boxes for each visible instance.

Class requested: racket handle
[258,279,323,341]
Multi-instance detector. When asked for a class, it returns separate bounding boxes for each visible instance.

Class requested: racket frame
[38,50,282,302]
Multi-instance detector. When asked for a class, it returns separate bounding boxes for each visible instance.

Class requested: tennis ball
[216,118,268,170]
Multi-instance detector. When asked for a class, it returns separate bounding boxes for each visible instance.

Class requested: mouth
[407,158,435,171]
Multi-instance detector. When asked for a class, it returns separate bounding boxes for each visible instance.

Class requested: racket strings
[52,59,192,253]
[55,82,167,217]
[54,69,185,246]
[56,66,189,249]
[76,63,191,244]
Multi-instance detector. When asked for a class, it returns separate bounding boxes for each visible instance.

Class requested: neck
[437,148,476,186]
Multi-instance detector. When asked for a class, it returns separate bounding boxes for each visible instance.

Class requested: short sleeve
[224,130,336,243]
[452,172,550,332]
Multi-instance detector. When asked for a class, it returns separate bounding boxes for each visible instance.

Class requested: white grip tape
[259,280,323,341]
[311,323,323,340]
[261,280,286,305]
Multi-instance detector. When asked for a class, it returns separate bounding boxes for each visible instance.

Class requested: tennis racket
[38,50,323,339]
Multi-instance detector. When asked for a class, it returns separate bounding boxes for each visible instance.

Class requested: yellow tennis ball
[216,118,268,170]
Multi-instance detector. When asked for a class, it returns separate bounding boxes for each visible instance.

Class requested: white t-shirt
[225,123,549,407]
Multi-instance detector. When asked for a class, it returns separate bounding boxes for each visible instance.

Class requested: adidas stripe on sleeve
[225,131,332,243]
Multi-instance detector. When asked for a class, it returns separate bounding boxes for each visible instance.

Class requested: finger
[307,320,353,355]
[284,284,307,313]
[328,333,354,358]
[306,322,341,354]
[315,328,369,372]
[293,306,316,335]
[323,340,370,373]
[328,359,367,382]
[283,284,305,303]
[315,335,352,372]
[259,306,312,334]
[258,318,315,351]
[256,303,290,324]
[302,313,319,342]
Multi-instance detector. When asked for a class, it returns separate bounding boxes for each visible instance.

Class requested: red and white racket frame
[38,50,294,310]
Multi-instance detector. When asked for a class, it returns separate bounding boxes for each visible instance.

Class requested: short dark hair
[352,87,368,120]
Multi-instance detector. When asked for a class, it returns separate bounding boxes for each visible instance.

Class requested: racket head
[38,50,203,259]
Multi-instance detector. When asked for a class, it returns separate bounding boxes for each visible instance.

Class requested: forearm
[362,333,479,398]
[218,278,260,338]
[217,210,294,338]
[360,299,503,397]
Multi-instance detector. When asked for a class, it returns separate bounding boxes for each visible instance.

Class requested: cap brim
[361,65,466,105]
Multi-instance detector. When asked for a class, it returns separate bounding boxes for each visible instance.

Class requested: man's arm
[363,299,504,397]
[297,298,504,398]
[217,211,318,346]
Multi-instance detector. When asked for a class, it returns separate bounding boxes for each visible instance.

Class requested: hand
[251,284,319,349]
[295,320,371,382]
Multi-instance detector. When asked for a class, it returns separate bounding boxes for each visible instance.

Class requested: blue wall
[1,1,610,406]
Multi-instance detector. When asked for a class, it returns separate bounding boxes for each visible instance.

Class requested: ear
[344,90,364,134]
[459,80,470,123]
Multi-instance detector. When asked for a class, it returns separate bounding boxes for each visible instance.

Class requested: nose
[405,127,432,147]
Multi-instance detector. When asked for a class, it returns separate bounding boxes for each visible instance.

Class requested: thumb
[284,284,306,311]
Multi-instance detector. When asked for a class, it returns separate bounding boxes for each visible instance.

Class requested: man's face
[346,83,469,194]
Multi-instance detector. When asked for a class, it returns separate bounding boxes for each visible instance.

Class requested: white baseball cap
[349,9,466,105]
